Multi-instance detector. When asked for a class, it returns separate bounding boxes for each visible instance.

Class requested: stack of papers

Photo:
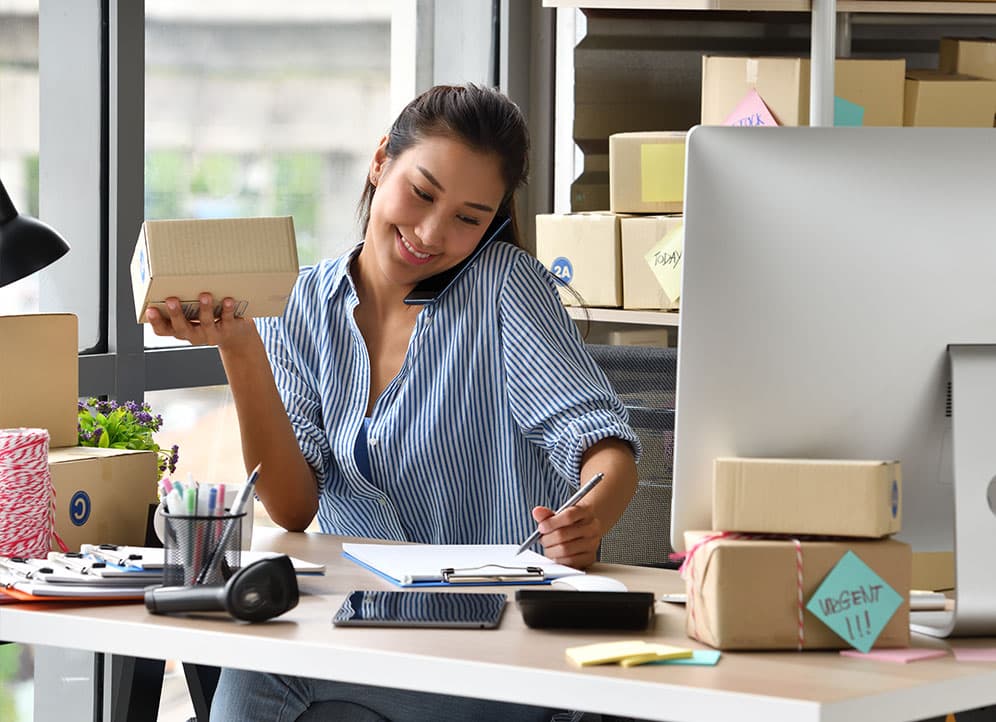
[0,545,326,602]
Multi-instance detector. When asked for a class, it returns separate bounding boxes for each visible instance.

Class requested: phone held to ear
[403,215,511,305]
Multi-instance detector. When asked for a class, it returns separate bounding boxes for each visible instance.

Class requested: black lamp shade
[0,177,71,289]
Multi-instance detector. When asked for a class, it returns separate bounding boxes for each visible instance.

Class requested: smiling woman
[143,83,640,721]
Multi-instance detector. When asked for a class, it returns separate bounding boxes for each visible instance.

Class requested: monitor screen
[671,126,996,556]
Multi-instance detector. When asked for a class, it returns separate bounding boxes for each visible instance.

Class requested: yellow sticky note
[644,223,684,303]
[640,143,686,203]
[566,640,655,666]
[619,645,694,667]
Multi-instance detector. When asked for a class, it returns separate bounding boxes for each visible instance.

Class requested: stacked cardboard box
[0,314,158,551]
[700,56,907,126]
[684,457,912,651]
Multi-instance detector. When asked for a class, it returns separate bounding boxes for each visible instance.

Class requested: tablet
[332,590,507,629]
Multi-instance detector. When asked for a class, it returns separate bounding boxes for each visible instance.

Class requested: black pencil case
[515,590,655,630]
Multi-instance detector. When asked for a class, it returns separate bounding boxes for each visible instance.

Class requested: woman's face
[362,134,506,291]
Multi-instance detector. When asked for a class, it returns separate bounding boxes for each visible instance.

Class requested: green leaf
[97,427,110,448]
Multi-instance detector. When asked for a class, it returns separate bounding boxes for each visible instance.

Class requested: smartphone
[332,590,507,629]
[403,214,511,305]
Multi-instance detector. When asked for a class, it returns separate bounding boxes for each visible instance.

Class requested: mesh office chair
[585,343,677,568]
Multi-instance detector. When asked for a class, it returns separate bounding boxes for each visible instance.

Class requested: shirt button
[368,437,378,447]
[378,496,389,506]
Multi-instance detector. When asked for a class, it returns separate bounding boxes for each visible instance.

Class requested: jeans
[210,668,571,722]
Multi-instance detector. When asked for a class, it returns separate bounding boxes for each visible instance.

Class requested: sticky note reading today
[644,223,684,303]
[806,550,903,654]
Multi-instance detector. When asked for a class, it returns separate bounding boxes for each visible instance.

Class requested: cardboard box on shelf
[49,446,159,552]
[535,212,623,308]
[683,531,911,650]
[700,56,906,127]
[130,216,300,324]
[620,215,683,311]
[0,313,78,448]
[904,70,996,127]
[713,457,901,538]
[609,132,685,215]
[939,37,996,81]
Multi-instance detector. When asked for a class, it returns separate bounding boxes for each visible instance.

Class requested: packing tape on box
[681,531,805,650]
[0,428,67,557]
[745,58,759,86]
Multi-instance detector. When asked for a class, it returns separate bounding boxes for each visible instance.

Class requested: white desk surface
[3,528,996,722]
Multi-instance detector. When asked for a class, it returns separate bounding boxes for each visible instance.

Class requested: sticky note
[724,89,779,127]
[565,641,691,667]
[640,144,685,203]
[834,96,865,127]
[643,649,721,667]
[618,645,694,667]
[952,648,996,662]
[841,648,948,664]
[805,550,904,654]
[644,223,683,302]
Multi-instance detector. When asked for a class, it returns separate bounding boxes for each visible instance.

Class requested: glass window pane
[0,0,40,316]
[143,2,392,348]
[145,385,317,533]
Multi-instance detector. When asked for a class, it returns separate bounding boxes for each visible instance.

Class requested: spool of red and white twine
[0,428,60,558]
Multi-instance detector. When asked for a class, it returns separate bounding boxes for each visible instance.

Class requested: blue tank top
[353,417,372,482]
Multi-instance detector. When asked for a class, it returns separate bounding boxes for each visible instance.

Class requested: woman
[148,83,639,722]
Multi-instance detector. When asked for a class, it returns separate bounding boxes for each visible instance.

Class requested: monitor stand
[912,345,996,638]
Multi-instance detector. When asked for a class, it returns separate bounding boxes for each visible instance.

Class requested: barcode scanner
[145,555,299,622]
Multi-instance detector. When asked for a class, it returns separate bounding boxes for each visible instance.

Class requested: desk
[3,528,996,722]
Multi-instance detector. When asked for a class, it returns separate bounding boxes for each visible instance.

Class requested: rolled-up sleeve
[256,273,333,491]
[497,254,641,483]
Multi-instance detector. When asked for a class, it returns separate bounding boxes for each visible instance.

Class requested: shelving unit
[566,306,680,326]
[545,0,996,328]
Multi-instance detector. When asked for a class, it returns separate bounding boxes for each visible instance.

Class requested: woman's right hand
[146,293,257,353]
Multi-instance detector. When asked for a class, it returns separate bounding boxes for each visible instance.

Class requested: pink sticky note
[841,648,949,664]
[723,89,779,127]
[952,648,996,662]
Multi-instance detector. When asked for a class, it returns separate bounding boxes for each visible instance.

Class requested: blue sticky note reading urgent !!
[805,550,903,653]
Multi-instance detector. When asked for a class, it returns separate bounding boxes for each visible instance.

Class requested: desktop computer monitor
[671,126,996,637]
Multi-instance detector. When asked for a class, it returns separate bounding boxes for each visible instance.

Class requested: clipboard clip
[440,564,545,584]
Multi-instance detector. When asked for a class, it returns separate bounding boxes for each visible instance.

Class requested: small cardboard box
[535,212,623,308]
[713,458,901,538]
[700,56,906,126]
[683,531,911,650]
[0,313,78,448]
[609,132,685,215]
[939,37,996,81]
[904,70,996,127]
[130,216,299,323]
[620,215,683,311]
[49,446,159,551]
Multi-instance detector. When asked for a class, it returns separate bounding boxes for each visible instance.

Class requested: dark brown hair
[357,84,529,247]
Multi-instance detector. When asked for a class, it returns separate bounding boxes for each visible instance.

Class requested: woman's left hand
[530,503,602,569]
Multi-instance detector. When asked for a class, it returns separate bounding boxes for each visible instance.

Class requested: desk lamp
[0,176,71,288]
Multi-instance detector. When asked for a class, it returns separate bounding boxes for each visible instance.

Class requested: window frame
[38,0,545,402]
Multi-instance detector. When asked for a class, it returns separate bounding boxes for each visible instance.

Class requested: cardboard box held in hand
[131,216,299,323]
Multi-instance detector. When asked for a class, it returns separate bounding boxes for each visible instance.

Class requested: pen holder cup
[153,495,254,551]
[161,512,244,586]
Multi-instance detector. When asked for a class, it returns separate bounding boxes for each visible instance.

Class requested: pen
[195,462,261,585]
[514,472,605,556]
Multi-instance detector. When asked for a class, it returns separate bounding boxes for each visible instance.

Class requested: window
[0,0,40,316]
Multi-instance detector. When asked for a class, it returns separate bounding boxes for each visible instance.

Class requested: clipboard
[341,542,584,588]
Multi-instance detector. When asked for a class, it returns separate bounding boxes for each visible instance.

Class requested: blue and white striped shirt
[256,241,639,545]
